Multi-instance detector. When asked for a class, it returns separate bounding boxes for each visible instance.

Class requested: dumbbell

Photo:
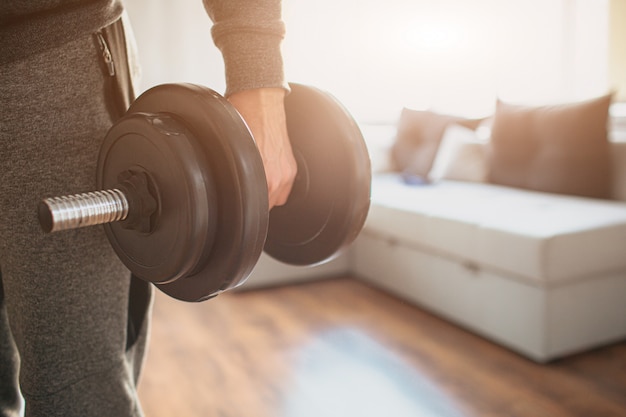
[38,83,371,302]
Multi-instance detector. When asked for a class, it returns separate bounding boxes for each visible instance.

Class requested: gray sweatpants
[0,21,152,417]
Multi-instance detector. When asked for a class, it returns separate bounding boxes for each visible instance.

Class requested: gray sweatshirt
[0,0,287,95]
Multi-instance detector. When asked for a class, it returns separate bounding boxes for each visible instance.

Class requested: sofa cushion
[366,173,626,285]
[390,108,482,180]
[488,94,613,199]
[429,124,488,183]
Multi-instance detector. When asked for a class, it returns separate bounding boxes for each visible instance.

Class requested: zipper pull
[96,31,115,77]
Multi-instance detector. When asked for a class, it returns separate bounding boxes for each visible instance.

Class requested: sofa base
[242,252,350,290]
[352,231,626,362]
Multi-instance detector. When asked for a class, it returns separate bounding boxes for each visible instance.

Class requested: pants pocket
[94,16,137,121]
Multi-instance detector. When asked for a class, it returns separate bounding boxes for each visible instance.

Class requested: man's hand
[228,88,297,209]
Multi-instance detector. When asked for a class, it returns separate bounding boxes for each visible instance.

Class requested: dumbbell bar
[40,189,129,233]
[38,83,371,302]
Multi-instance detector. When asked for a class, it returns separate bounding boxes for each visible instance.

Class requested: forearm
[203,0,296,208]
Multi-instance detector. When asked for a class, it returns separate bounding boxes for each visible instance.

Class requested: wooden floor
[138,276,626,417]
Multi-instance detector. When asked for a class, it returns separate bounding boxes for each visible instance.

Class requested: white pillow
[429,124,488,183]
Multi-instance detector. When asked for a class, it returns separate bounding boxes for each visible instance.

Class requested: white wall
[609,0,626,101]
[124,0,225,93]
[124,0,611,122]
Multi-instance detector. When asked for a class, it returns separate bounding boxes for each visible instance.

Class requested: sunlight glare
[403,22,463,53]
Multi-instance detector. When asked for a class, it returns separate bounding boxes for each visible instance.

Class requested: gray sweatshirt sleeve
[203,0,288,96]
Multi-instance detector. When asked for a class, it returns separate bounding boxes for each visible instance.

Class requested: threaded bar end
[39,189,130,233]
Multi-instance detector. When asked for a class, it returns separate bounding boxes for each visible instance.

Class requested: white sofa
[245,111,626,363]
[351,116,626,362]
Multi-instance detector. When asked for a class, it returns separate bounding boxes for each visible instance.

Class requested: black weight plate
[127,83,269,302]
[264,84,371,265]
[98,113,216,284]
